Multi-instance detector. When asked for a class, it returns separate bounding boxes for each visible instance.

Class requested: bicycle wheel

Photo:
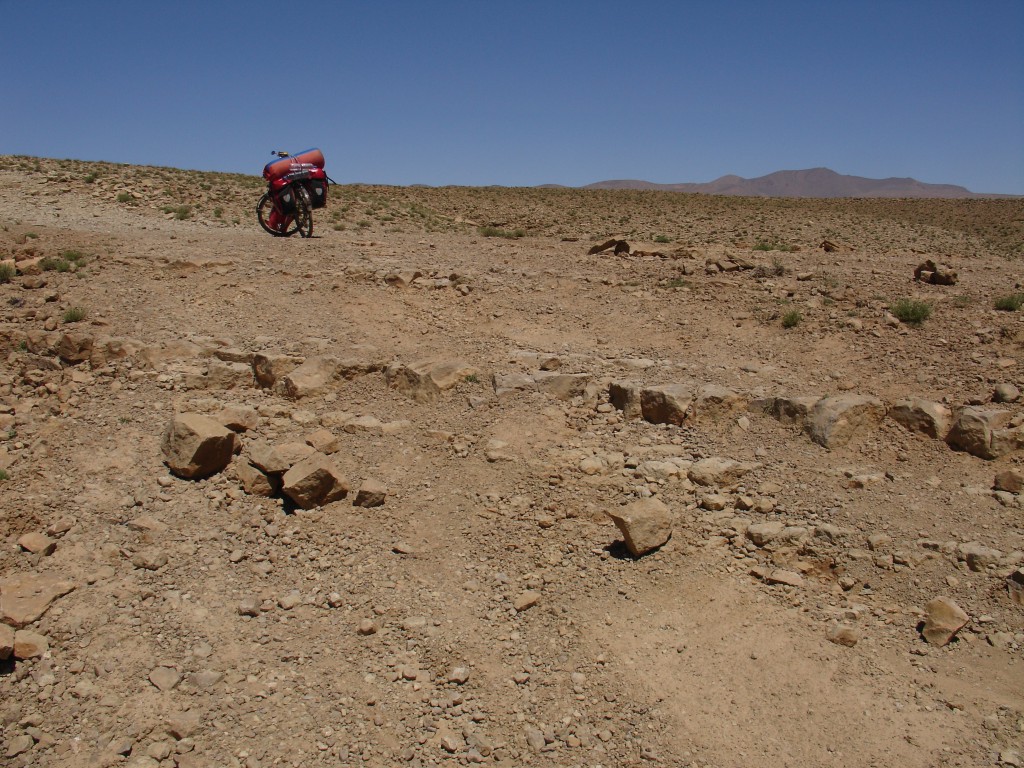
[294,187,313,238]
[257,193,285,236]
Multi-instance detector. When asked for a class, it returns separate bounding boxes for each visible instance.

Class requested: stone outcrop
[806,395,886,448]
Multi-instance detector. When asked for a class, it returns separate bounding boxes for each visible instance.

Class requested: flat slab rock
[0,573,76,628]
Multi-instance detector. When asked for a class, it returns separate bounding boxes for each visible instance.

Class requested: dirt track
[1,156,1022,767]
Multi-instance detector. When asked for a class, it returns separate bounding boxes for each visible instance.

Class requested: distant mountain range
[565,168,1002,198]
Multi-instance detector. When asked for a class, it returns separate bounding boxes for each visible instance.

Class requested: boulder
[688,457,759,487]
[282,355,339,399]
[13,630,48,659]
[234,460,279,497]
[752,395,820,427]
[1008,569,1024,607]
[281,453,349,509]
[56,331,94,364]
[161,413,237,479]
[533,371,591,401]
[692,384,747,422]
[205,360,252,390]
[0,624,13,660]
[946,407,1024,460]
[640,384,693,425]
[606,498,672,557]
[608,381,643,420]
[922,596,969,646]
[386,359,477,403]
[353,478,388,508]
[889,399,952,440]
[251,352,302,389]
[806,394,886,448]
[913,259,957,286]
[994,469,1024,494]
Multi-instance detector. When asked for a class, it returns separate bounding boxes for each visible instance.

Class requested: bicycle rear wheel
[294,187,313,238]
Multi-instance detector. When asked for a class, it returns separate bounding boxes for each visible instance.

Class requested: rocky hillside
[1,155,1023,768]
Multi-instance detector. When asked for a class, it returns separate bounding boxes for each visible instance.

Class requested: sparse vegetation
[994,293,1024,312]
[161,204,193,220]
[753,258,786,278]
[0,262,14,283]
[653,234,673,244]
[781,309,802,328]
[753,237,798,252]
[890,298,932,325]
[479,226,525,239]
[62,306,87,323]
[0,469,9,482]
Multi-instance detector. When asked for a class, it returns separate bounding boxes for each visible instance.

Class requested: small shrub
[40,256,72,272]
[890,298,932,325]
[753,258,786,278]
[0,469,9,482]
[994,293,1024,312]
[753,238,798,252]
[161,205,192,220]
[213,207,223,218]
[464,374,480,384]
[62,306,87,323]
[84,173,97,184]
[665,277,688,289]
[478,226,525,239]
[653,234,673,244]
[116,192,133,203]
[782,310,802,328]
[0,263,14,283]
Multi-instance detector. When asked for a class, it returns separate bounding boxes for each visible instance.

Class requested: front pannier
[275,186,297,215]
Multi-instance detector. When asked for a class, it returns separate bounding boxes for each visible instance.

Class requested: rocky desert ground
[1,154,1023,768]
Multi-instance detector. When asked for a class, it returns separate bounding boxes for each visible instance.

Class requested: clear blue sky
[3,1,1022,193]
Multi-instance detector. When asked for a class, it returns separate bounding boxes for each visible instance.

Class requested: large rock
[751,396,820,427]
[806,394,886,448]
[0,573,76,628]
[282,453,350,509]
[386,359,477,403]
[161,413,237,479]
[282,356,339,399]
[946,407,1024,460]
[251,352,302,389]
[533,371,591,401]
[234,460,279,497]
[688,457,759,487]
[56,331,94,365]
[922,596,969,646]
[640,384,693,425]
[691,384,747,422]
[609,381,643,420]
[606,498,672,556]
[0,623,14,659]
[889,399,952,439]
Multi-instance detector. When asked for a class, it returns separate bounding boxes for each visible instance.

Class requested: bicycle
[257,148,330,238]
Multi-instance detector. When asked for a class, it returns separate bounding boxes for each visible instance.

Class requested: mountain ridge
[577,167,1008,198]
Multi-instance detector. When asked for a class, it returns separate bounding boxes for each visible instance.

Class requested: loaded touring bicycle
[257,148,331,237]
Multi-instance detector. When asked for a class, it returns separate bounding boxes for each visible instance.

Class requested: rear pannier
[306,179,328,209]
